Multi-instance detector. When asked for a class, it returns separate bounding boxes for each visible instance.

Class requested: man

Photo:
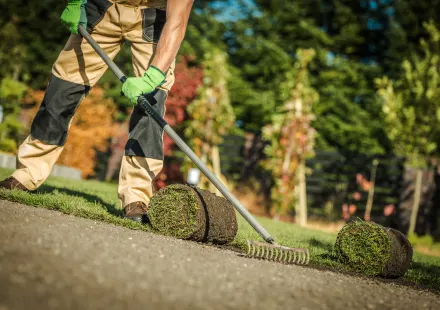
[0,0,194,223]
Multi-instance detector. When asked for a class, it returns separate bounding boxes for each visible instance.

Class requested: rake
[79,26,309,265]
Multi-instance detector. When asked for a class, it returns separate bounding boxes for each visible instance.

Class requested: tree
[185,48,235,191]
[263,49,318,218]
[0,0,67,88]
[225,0,391,155]
[314,57,388,154]
[376,21,440,236]
[154,57,204,189]
[376,20,440,167]
[163,57,204,155]
[0,78,27,152]
[383,0,440,77]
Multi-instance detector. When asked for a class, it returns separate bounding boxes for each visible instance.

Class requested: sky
[210,0,256,21]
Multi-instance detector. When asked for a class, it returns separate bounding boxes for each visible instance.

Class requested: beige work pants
[13,0,175,208]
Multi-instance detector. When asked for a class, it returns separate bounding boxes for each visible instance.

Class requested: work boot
[123,201,149,224]
[0,176,31,192]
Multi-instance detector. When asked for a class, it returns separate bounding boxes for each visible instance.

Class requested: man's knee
[31,74,90,146]
[124,89,168,159]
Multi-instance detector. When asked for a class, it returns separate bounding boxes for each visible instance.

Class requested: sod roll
[149,184,238,244]
[334,221,413,278]
[193,187,238,244]
[381,228,413,278]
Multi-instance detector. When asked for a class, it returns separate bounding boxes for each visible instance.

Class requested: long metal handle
[78,25,275,244]
[79,26,126,82]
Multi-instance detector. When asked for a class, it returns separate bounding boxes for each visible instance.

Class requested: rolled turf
[381,228,413,278]
[334,221,413,277]
[148,184,238,244]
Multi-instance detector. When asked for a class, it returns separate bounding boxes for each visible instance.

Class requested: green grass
[334,221,391,276]
[1,168,440,291]
[149,184,200,239]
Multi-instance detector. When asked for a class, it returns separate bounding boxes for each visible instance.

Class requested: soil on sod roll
[381,228,413,278]
[148,184,238,244]
[192,187,238,244]
[334,221,413,278]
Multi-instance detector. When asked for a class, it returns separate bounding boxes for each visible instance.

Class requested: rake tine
[288,250,293,264]
[281,249,287,263]
[245,241,309,265]
[255,243,261,258]
[280,248,285,262]
[301,252,307,264]
[265,245,270,260]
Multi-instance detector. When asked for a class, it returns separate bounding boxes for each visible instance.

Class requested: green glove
[122,66,166,104]
[61,0,88,35]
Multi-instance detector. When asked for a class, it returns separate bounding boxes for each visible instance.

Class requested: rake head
[246,240,310,265]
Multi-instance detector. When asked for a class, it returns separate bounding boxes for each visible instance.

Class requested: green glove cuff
[143,66,166,88]
[61,0,87,35]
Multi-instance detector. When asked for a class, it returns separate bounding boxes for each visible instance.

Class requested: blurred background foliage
[1,0,440,224]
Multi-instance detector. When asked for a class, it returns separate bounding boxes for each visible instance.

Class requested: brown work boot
[0,176,31,192]
[123,201,149,224]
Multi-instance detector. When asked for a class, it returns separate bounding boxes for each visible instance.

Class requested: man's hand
[123,0,194,104]
[61,0,88,34]
[122,66,166,104]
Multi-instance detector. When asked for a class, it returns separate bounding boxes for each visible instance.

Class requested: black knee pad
[31,74,90,146]
[125,89,168,159]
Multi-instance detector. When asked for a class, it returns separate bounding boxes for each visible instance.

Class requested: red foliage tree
[155,57,204,188]
[163,57,204,155]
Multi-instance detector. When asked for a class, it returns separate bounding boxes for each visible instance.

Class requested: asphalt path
[1,200,439,310]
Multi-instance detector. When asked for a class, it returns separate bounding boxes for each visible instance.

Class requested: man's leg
[117,5,176,220]
[3,2,123,191]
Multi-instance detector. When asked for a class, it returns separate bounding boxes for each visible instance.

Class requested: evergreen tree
[0,78,27,152]
[314,57,387,154]
[384,0,440,77]
[226,0,390,154]
[376,21,440,167]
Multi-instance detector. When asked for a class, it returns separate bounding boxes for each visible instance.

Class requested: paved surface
[0,200,439,310]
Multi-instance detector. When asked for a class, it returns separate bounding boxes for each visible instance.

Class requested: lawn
[1,167,439,292]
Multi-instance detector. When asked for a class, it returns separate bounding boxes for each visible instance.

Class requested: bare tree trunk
[296,160,307,226]
[408,169,423,235]
[211,145,221,195]
[199,150,208,189]
[280,130,295,215]
[12,63,21,81]
[364,159,379,221]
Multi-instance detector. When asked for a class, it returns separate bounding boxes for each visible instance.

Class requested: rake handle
[78,26,275,244]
